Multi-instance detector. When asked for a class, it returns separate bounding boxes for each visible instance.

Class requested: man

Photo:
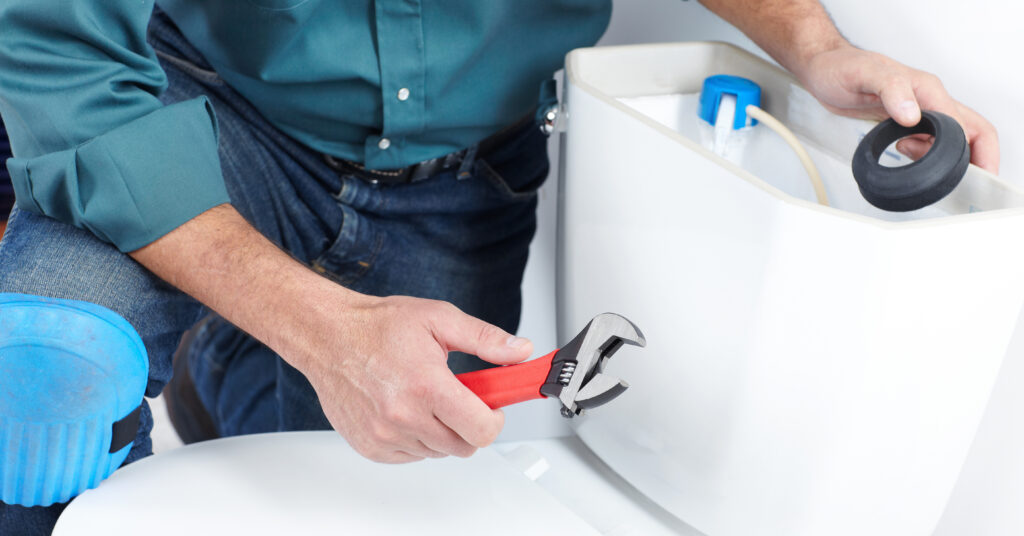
[0,0,998,533]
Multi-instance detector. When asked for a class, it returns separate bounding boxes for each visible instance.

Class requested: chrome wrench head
[539,313,646,418]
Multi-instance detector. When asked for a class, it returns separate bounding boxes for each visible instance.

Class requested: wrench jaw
[539,313,646,418]
[573,374,629,413]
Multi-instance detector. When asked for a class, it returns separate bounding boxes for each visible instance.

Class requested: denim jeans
[0,10,547,535]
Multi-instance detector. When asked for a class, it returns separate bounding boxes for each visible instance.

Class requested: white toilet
[54,43,1024,536]
[559,42,1024,536]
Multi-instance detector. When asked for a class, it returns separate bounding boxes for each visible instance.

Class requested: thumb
[871,73,921,127]
[434,305,533,365]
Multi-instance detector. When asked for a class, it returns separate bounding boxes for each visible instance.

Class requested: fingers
[848,57,921,126]
[969,128,1000,174]
[318,296,514,466]
[366,449,425,464]
[809,48,999,173]
[423,303,516,449]
[387,392,482,458]
[349,419,465,462]
[433,303,532,366]
[357,407,490,462]
[895,135,933,161]
[419,417,478,458]
[872,71,999,174]
[368,400,490,461]
[432,373,505,448]
[368,386,482,459]
[897,73,999,173]
[959,104,1000,174]
[891,105,999,174]
[872,74,921,127]
[411,440,448,459]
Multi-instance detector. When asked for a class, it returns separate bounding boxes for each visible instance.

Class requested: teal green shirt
[0,1,610,251]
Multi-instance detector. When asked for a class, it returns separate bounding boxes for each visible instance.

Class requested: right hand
[130,205,532,463]
[797,45,999,173]
[296,294,534,463]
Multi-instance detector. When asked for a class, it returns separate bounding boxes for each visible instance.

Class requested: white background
[512,0,1024,533]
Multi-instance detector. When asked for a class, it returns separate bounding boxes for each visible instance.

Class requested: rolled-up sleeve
[0,1,229,252]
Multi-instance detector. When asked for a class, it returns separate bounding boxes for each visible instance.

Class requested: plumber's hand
[130,204,531,463]
[797,44,999,173]
[301,295,532,463]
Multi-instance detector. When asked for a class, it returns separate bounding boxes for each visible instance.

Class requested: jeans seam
[342,231,385,286]
[309,207,384,287]
[476,159,540,201]
[310,231,382,287]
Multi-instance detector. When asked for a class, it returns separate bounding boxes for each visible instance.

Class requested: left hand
[797,44,999,174]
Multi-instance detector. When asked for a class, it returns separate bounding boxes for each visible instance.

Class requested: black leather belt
[323,113,535,185]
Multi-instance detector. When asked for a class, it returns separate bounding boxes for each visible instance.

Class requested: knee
[0,294,148,506]
[0,207,127,302]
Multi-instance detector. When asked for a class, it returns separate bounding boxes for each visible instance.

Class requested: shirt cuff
[5,97,230,252]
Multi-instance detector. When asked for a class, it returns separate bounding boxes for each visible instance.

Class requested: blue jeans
[0,11,547,535]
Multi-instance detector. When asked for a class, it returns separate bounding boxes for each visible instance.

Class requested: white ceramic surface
[558,42,1024,536]
[596,4,1024,532]
[53,432,599,535]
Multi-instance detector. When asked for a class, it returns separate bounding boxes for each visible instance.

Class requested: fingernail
[506,335,529,349]
[898,100,918,122]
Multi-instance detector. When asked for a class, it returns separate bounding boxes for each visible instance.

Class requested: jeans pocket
[475,152,550,202]
[310,204,384,287]
[154,50,225,86]
[473,118,551,201]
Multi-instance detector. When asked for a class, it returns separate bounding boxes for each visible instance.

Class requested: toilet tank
[557,42,1024,536]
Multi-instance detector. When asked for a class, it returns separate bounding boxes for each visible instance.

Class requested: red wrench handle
[456,350,558,409]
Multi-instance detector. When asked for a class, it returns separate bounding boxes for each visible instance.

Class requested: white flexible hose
[745,105,830,206]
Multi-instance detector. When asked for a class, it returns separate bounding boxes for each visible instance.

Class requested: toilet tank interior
[567,42,1024,222]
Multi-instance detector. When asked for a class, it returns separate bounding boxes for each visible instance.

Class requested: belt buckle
[323,148,469,185]
[352,163,410,185]
[323,154,408,185]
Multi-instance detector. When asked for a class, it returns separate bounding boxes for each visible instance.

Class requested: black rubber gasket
[851,110,970,212]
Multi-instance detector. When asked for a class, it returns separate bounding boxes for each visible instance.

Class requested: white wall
[516,0,1024,533]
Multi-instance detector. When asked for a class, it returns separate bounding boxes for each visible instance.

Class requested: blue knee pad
[0,293,148,507]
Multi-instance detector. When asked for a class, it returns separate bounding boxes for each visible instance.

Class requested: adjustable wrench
[456,313,646,418]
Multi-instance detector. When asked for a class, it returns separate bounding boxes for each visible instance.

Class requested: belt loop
[457,145,479,180]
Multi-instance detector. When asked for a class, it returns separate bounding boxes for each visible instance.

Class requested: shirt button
[397,88,410,101]
[378,138,391,150]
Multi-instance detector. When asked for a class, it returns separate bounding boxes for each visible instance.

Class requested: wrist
[254,265,375,372]
[788,35,852,85]
[699,0,850,85]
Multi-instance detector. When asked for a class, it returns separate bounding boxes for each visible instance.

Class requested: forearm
[698,0,848,81]
[128,204,366,370]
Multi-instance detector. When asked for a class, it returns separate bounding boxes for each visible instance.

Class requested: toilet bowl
[53,432,697,535]
[558,42,1024,536]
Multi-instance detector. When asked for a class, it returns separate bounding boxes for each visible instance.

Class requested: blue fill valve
[699,75,763,130]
